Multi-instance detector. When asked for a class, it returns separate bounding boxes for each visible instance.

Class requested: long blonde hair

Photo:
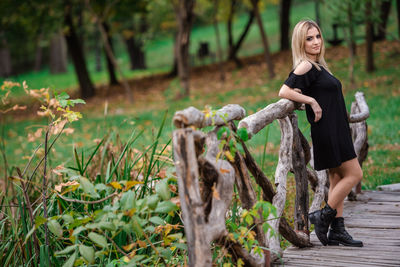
[291,20,330,72]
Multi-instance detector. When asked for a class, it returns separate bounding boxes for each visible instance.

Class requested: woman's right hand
[310,99,322,122]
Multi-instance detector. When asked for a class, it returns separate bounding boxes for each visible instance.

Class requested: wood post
[173,128,235,266]
[289,113,309,235]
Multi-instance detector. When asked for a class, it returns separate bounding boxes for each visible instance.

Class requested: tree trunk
[280,0,291,51]
[366,0,375,73]
[95,30,102,72]
[34,33,43,72]
[64,2,95,99]
[125,37,146,70]
[50,31,68,74]
[168,32,179,78]
[102,22,119,85]
[174,0,195,97]
[213,0,225,81]
[315,0,321,26]
[346,2,356,88]
[0,42,12,77]
[251,0,275,78]
[227,0,237,63]
[227,8,255,67]
[376,0,392,41]
[397,0,400,39]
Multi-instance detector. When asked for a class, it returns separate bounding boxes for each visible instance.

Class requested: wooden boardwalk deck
[274,190,400,267]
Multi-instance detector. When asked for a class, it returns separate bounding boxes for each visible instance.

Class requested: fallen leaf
[55,181,80,192]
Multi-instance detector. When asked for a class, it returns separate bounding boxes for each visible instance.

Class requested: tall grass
[0,111,188,266]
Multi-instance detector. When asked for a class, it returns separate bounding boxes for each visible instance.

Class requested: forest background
[0,0,399,266]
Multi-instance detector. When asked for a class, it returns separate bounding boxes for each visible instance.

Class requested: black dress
[284,63,357,171]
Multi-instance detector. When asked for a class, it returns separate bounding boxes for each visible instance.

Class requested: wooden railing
[172,92,369,266]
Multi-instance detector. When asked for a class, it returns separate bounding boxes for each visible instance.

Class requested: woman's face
[304,27,321,59]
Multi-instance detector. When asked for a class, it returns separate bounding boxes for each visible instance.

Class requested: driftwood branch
[173,128,235,266]
[349,98,369,197]
[349,92,369,123]
[173,129,211,266]
[238,99,301,139]
[309,146,329,213]
[218,236,264,266]
[267,116,293,259]
[173,104,245,128]
[289,113,309,234]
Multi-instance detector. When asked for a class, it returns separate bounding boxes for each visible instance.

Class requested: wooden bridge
[275,190,400,267]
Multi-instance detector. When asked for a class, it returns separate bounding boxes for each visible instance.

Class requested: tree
[279,0,291,51]
[227,1,255,67]
[397,0,400,38]
[213,0,226,81]
[250,0,275,78]
[375,0,392,41]
[124,16,147,70]
[173,0,196,97]
[0,34,12,77]
[49,31,68,74]
[102,21,119,85]
[366,0,375,72]
[64,1,96,99]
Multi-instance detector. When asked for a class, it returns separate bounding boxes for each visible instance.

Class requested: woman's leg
[328,170,344,217]
[327,158,362,209]
[327,159,364,247]
[309,157,363,245]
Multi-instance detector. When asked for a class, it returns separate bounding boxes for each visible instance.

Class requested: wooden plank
[357,191,400,202]
[277,191,400,266]
[280,255,398,266]
[282,255,398,266]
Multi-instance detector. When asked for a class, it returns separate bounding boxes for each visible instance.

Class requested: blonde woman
[279,20,363,247]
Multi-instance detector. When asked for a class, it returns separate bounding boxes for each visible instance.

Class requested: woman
[278,20,363,247]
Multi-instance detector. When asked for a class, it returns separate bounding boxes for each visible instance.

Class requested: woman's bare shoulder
[293,61,313,75]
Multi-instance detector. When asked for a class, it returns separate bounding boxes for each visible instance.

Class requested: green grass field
[2,0,400,191]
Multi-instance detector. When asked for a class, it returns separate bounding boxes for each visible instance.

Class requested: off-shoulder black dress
[284,63,356,171]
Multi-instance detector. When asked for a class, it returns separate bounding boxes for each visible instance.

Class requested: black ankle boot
[328,217,363,247]
[309,204,337,246]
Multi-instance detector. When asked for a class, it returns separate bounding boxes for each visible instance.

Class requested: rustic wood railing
[172,92,369,266]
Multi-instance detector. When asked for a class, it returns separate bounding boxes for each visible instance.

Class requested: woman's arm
[278,85,322,122]
[278,84,314,104]
[279,61,322,122]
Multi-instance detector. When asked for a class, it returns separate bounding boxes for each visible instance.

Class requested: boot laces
[334,226,353,240]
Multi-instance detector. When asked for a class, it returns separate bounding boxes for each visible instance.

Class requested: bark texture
[267,116,293,260]
[289,113,309,234]
[50,31,67,74]
[227,3,255,67]
[279,0,291,51]
[238,99,300,138]
[173,104,245,128]
[174,0,195,97]
[173,128,235,266]
[64,2,95,99]
[365,0,375,72]
[102,22,119,86]
[251,0,275,78]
